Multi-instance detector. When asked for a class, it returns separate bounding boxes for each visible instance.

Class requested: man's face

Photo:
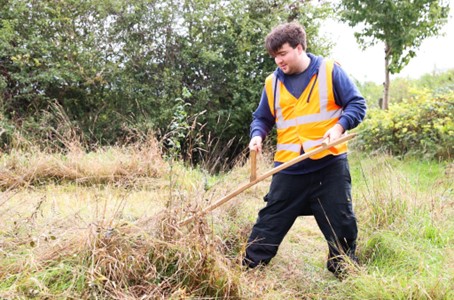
[273,43,303,74]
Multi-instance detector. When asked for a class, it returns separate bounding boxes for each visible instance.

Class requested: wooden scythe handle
[250,150,257,182]
[178,133,357,227]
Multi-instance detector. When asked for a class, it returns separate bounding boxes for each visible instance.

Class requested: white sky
[321,1,454,83]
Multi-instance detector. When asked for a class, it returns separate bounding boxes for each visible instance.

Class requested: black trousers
[244,158,358,273]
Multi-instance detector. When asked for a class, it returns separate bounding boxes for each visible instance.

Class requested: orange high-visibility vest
[264,59,348,162]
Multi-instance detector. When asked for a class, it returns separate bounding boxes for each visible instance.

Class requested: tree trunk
[383,43,391,110]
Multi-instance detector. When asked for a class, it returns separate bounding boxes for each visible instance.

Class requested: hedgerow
[356,91,453,159]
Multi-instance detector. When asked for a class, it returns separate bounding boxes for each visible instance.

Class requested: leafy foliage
[356,91,453,159]
[357,68,454,108]
[0,0,332,164]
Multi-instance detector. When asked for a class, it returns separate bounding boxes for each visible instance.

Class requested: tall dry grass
[0,130,262,298]
[1,132,452,299]
[0,136,164,190]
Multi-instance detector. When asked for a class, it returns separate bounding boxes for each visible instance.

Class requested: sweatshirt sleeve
[250,88,275,139]
[332,63,367,131]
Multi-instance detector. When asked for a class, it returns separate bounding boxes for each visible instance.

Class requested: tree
[0,0,332,165]
[339,0,450,110]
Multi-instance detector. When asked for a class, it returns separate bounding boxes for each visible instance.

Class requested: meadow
[0,138,452,299]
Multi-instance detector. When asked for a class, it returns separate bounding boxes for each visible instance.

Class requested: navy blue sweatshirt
[250,53,367,174]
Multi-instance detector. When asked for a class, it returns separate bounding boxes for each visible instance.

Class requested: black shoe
[327,255,358,279]
[242,256,268,269]
[242,257,256,269]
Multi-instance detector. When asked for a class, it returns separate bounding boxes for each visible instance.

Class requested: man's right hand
[249,136,263,153]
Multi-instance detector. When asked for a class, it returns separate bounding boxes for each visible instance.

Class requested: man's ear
[296,44,304,54]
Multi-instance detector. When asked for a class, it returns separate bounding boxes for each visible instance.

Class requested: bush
[356,91,453,159]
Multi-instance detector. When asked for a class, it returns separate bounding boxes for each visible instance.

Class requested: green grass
[350,151,449,192]
[345,151,453,300]
[0,147,452,299]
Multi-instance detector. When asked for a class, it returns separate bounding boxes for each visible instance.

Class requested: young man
[244,22,367,277]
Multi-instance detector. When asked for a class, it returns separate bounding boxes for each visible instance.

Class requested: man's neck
[298,53,311,73]
[288,52,311,75]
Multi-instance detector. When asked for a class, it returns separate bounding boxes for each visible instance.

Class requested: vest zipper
[306,72,318,103]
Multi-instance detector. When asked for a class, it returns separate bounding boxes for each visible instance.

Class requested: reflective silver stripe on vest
[276,143,300,153]
[278,109,342,128]
[272,75,281,120]
[318,59,329,111]
[303,138,324,150]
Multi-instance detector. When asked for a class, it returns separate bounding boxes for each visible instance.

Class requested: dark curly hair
[265,22,307,56]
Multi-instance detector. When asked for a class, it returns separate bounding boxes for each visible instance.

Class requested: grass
[0,142,452,299]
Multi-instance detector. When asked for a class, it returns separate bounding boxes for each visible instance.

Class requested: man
[244,22,367,278]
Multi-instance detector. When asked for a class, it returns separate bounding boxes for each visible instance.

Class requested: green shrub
[0,113,15,149]
[356,91,453,159]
